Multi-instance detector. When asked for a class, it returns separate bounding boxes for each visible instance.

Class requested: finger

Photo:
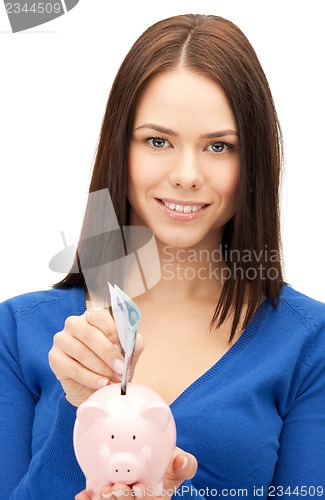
[111,483,132,499]
[75,491,90,500]
[84,308,119,343]
[61,319,124,370]
[54,333,121,381]
[99,486,113,500]
[49,347,111,390]
[132,483,146,499]
[172,451,198,481]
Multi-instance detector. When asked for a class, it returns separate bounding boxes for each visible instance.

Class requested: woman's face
[128,68,239,249]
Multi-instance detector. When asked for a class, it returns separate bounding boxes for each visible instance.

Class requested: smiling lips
[163,200,205,213]
[156,198,209,219]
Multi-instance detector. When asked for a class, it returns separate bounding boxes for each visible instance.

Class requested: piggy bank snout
[108,453,145,484]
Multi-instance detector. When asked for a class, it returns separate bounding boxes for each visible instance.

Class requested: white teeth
[163,201,204,213]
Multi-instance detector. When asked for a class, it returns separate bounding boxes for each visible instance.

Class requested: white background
[0,0,324,303]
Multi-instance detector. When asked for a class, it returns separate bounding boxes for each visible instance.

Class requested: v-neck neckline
[74,286,267,408]
[170,298,266,408]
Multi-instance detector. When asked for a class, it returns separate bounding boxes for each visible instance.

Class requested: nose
[108,453,144,484]
[168,150,204,190]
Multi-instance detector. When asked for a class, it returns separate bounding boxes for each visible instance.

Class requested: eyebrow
[133,123,238,138]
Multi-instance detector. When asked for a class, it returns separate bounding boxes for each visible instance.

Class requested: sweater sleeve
[0,300,85,499]
[270,322,325,497]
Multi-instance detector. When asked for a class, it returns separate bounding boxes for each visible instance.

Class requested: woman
[1,14,324,500]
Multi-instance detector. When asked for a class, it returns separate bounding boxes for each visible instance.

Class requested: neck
[140,238,227,304]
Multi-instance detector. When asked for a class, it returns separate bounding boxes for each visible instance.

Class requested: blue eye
[207,142,230,153]
[147,137,169,149]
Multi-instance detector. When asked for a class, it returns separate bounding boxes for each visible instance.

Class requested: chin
[155,232,209,249]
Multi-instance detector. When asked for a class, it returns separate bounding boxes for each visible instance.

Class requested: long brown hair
[54,14,284,340]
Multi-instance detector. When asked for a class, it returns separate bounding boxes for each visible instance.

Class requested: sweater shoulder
[0,287,85,318]
[279,285,325,334]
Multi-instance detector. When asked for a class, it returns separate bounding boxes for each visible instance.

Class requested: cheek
[210,164,240,201]
[128,150,164,195]
[128,149,144,201]
[228,169,240,200]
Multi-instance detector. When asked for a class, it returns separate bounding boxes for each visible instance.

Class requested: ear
[77,403,108,433]
[140,401,172,430]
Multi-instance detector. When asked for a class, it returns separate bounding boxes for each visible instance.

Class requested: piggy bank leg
[86,479,101,500]
[151,480,164,497]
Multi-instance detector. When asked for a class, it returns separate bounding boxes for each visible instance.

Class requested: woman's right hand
[48,307,144,407]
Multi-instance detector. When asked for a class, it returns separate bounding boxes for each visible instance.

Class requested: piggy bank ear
[77,403,108,433]
[140,402,172,430]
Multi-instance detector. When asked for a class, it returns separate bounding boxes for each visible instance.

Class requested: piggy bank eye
[111,435,114,439]
[133,435,136,440]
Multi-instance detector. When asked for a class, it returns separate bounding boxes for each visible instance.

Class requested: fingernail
[180,455,189,471]
[133,487,144,498]
[112,490,125,498]
[97,378,109,387]
[113,358,124,375]
[101,494,113,499]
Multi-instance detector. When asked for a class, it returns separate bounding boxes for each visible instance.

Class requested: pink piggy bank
[73,383,176,500]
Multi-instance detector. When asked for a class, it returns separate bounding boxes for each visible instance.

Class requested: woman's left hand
[75,447,197,500]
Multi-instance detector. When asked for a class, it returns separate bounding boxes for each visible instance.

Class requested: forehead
[134,68,237,132]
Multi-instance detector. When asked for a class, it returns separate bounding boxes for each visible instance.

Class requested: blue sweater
[0,285,325,499]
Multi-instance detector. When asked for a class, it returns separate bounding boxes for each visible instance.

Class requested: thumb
[171,450,198,481]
